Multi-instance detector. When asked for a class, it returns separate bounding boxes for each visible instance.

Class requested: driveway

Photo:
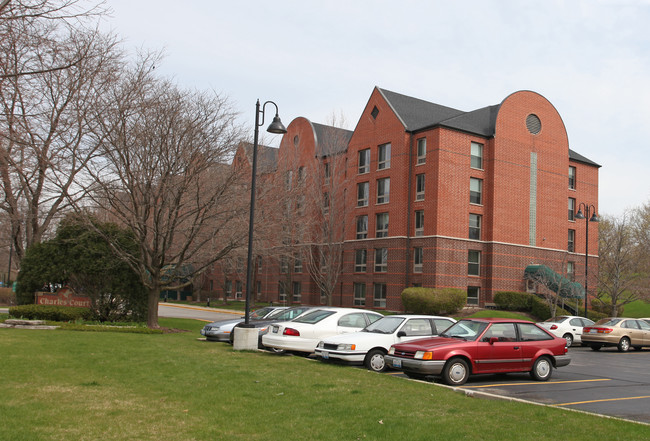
[388,346,650,425]
[158,302,241,322]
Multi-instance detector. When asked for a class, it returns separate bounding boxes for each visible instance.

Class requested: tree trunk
[147,287,161,329]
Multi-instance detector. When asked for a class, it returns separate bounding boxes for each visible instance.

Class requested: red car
[385,318,570,385]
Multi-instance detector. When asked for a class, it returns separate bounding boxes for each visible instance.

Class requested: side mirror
[489,337,499,345]
[397,331,407,338]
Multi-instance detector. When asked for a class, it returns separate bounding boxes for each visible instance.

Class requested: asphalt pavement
[158,302,241,322]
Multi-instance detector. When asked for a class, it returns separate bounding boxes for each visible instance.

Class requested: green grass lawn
[1,318,648,441]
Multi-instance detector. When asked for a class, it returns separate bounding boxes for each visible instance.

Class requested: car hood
[392,336,468,351]
[321,330,373,345]
[204,318,243,327]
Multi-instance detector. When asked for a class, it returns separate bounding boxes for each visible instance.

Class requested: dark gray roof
[378,88,465,132]
[242,142,278,173]
[569,149,601,168]
[312,122,353,157]
[377,87,600,168]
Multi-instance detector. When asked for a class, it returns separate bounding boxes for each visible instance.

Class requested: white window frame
[358,149,370,174]
[378,143,391,170]
[417,138,426,164]
[415,210,424,236]
[376,213,389,238]
[377,177,390,204]
[414,247,423,273]
[415,174,425,201]
[471,142,483,169]
[355,249,367,272]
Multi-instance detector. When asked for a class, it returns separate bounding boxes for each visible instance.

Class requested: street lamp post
[234,99,286,350]
[574,203,599,317]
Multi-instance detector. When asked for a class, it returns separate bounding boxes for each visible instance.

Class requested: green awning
[524,265,584,299]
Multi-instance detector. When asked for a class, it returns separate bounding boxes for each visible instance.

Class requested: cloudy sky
[100,0,650,217]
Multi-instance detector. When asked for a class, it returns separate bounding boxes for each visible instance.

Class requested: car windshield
[250,307,273,319]
[363,316,405,334]
[265,308,287,319]
[545,316,568,323]
[439,320,488,341]
[293,310,336,324]
[273,307,309,321]
[595,318,622,326]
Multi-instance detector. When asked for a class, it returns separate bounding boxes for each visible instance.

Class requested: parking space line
[463,379,611,388]
[552,395,650,407]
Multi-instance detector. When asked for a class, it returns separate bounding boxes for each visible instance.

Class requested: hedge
[8,305,93,322]
[493,291,606,321]
[401,287,466,315]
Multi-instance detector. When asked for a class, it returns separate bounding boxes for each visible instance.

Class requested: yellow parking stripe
[463,379,611,388]
[552,395,650,407]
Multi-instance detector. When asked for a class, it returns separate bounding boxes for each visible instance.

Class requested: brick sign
[36,287,91,308]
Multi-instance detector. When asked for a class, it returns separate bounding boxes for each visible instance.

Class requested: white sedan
[537,315,594,347]
[262,307,383,355]
[314,315,456,372]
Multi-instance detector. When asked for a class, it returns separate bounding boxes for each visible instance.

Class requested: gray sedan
[200,306,286,342]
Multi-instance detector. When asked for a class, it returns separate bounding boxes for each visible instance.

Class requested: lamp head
[266,114,287,134]
[575,209,585,220]
[589,213,600,223]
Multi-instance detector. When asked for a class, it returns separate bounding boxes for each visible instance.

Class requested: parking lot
[388,346,650,425]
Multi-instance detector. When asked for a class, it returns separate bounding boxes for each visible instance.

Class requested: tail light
[283,327,300,336]
[584,327,612,334]
[550,325,558,330]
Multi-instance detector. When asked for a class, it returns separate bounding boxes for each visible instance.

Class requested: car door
[337,313,370,334]
[474,323,523,373]
[634,320,650,346]
[396,318,435,344]
[621,320,642,346]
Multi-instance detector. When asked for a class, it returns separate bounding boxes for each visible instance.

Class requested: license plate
[393,358,402,368]
[321,351,329,359]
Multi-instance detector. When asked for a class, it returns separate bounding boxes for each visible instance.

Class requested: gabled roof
[311,122,353,157]
[569,149,601,168]
[241,142,278,173]
[377,87,600,168]
[377,88,465,132]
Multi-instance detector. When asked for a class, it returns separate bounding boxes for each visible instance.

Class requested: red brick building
[205,87,600,311]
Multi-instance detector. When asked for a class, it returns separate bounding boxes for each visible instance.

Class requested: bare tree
[596,213,649,316]
[0,5,122,265]
[83,58,246,328]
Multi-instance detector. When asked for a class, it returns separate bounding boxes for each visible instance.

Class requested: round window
[526,114,541,135]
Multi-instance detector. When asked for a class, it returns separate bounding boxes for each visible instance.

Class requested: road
[158,303,241,322]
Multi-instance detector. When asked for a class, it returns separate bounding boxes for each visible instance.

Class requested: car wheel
[268,347,286,354]
[530,356,553,381]
[563,333,573,348]
[364,349,387,373]
[617,337,631,352]
[442,358,470,386]
[590,344,602,351]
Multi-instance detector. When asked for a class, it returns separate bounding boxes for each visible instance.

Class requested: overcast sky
[100,0,650,217]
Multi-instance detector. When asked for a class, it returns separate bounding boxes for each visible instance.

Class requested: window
[293,255,302,273]
[414,247,423,273]
[467,287,479,305]
[357,182,369,207]
[376,213,389,238]
[358,149,370,174]
[377,177,390,204]
[356,215,368,239]
[517,323,553,341]
[323,192,330,214]
[569,166,576,189]
[225,280,232,297]
[257,281,261,297]
[415,174,425,200]
[482,323,517,342]
[353,283,366,306]
[292,282,301,302]
[339,313,368,328]
[468,250,480,276]
[403,318,433,336]
[569,198,576,221]
[378,143,391,169]
[417,138,426,164]
[324,162,330,184]
[415,210,424,236]
[470,178,482,205]
[373,283,387,308]
[278,282,286,302]
[469,214,481,240]
[235,281,242,299]
[471,142,483,169]
[285,170,293,191]
[298,166,305,184]
[280,256,288,273]
[375,248,387,272]
[568,229,575,252]
[371,106,379,119]
[257,256,263,271]
[355,249,367,272]
[567,261,575,281]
